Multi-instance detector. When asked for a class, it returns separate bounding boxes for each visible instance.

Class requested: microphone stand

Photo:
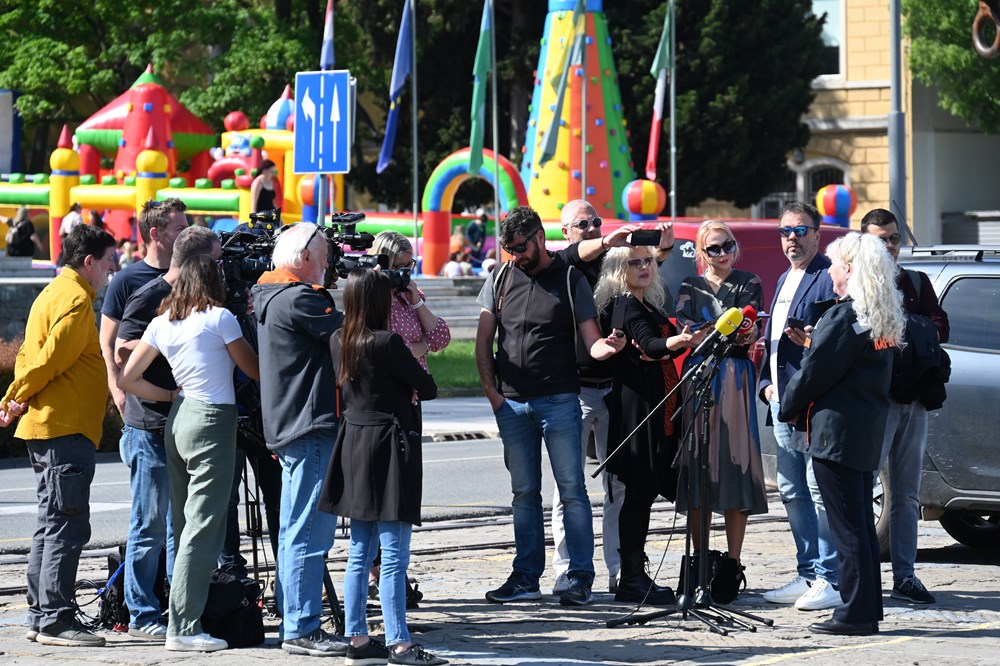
[606,340,773,635]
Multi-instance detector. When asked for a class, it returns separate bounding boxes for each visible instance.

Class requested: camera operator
[251,222,346,657]
[370,231,451,368]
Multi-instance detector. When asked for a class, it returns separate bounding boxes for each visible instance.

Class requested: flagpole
[669,0,677,219]
[580,13,587,201]
[410,0,419,269]
[316,0,335,227]
[489,0,501,256]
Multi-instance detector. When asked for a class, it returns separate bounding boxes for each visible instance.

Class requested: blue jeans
[494,393,594,583]
[275,432,338,640]
[878,399,928,582]
[770,398,838,586]
[120,426,175,627]
[551,387,623,580]
[344,519,412,646]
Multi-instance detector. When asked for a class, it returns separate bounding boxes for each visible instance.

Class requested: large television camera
[320,212,411,291]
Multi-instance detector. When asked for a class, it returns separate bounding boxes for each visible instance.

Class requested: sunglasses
[567,217,602,231]
[879,233,903,246]
[626,256,654,269]
[703,239,738,257]
[393,259,416,270]
[501,230,540,254]
[778,225,818,238]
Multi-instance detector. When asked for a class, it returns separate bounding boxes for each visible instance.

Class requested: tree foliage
[0,0,824,214]
[903,0,1000,133]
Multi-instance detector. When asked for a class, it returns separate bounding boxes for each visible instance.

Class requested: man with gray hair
[252,223,346,657]
[114,225,222,640]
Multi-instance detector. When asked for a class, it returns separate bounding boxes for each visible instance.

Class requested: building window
[756,168,798,219]
[808,165,845,204]
[812,0,843,77]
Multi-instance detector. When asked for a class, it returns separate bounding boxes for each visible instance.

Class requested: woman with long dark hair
[593,245,697,605]
[320,269,447,666]
[120,255,259,652]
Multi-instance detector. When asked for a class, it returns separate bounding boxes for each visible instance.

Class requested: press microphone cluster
[691,305,758,357]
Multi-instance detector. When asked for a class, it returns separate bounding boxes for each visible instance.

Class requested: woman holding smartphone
[320,270,447,666]
[674,220,768,603]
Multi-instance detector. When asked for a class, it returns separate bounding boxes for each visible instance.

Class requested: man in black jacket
[475,206,625,607]
[862,208,950,605]
[253,223,346,657]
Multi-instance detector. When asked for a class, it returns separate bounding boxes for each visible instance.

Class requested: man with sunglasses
[545,200,674,596]
[758,202,842,611]
[475,205,626,607]
[861,208,949,605]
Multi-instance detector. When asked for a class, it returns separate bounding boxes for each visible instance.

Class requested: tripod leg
[322,562,345,636]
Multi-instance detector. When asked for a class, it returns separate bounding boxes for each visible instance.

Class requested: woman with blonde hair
[674,220,768,603]
[779,232,904,636]
[594,245,697,604]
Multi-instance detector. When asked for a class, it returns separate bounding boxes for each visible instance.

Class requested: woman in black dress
[319,269,447,666]
[594,245,697,605]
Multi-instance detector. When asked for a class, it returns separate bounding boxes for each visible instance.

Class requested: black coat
[320,330,437,525]
[604,295,681,500]
[778,300,894,472]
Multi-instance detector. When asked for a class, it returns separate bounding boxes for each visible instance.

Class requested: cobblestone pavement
[2,490,998,665]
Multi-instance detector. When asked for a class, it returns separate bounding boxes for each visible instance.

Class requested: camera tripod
[606,345,772,636]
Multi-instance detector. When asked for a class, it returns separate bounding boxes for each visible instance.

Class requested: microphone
[738,305,758,335]
[691,307,745,357]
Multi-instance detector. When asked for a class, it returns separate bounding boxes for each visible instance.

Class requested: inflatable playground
[1,0,854,276]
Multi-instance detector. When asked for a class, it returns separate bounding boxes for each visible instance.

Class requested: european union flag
[377,1,413,174]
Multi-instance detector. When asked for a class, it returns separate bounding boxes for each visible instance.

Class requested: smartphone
[786,316,805,330]
[628,229,661,246]
[687,321,707,332]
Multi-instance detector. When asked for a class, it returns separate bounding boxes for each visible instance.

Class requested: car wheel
[939,510,1000,550]
[874,467,891,560]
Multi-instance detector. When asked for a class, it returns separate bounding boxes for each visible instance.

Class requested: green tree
[903,0,1000,133]
[608,0,825,211]
[0,0,243,169]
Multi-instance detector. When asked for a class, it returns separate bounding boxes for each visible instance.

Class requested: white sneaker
[795,578,841,611]
[551,572,570,595]
[165,633,228,652]
[763,575,811,604]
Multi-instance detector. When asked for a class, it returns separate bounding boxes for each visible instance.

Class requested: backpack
[201,569,265,648]
[5,219,31,248]
[102,545,169,631]
[891,312,949,409]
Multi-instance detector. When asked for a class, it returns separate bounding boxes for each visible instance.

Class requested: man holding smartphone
[758,202,841,611]
[547,200,674,596]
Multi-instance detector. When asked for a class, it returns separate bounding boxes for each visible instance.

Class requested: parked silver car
[758,245,1000,554]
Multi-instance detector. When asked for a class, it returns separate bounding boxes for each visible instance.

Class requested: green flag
[468,0,492,174]
[650,2,672,77]
[538,0,586,167]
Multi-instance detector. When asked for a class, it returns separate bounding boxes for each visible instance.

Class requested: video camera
[217,209,283,315]
[320,212,411,291]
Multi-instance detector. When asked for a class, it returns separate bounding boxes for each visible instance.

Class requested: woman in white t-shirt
[120,255,259,653]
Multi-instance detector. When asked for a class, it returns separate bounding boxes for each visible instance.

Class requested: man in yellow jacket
[0,224,117,648]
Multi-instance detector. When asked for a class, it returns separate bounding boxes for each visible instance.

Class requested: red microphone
[738,305,758,334]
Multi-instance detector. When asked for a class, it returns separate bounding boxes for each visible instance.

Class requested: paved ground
[1,397,998,664]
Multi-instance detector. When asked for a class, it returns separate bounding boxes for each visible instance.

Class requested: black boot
[615,553,675,606]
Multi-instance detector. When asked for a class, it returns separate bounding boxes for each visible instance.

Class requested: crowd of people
[0,196,949,661]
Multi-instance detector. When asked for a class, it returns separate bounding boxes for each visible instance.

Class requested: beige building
[694,0,1000,243]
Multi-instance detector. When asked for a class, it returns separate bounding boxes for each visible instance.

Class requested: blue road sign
[294,70,352,174]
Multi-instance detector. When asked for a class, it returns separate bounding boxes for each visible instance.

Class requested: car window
[940,276,1000,351]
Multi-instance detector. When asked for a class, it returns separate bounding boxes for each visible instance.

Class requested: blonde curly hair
[594,246,666,313]
[825,232,906,345]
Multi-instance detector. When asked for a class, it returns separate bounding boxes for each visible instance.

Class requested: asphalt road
[0,438,606,555]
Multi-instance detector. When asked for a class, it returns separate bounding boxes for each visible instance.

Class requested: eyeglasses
[566,217,602,231]
[879,233,903,246]
[703,239,738,257]
[626,256,654,269]
[778,225,818,238]
[501,231,539,254]
[393,259,416,270]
